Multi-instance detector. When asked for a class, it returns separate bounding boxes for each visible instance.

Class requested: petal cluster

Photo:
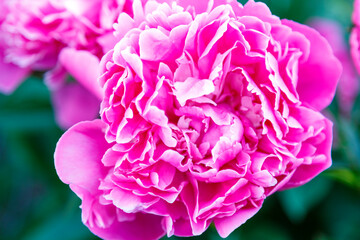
[55,0,341,239]
[0,0,134,128]
[1,0,126,69]
[0,1,30,94]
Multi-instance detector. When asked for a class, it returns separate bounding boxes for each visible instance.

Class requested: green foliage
[278,176,333,223]
[0,78,97,240]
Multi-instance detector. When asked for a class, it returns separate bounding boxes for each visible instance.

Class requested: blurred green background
[1,0,359,239]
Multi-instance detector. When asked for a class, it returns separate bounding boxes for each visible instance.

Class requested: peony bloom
[351,0,360,74]
[310,18,358,114]
[0,0,134,128]
[55,0,341,239]
[1,0,130,71]
[0,1,30,94]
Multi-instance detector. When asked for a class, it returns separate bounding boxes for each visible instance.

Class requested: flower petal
[51,83,100,129]
[0,57,29,94]
[54,120,110,193]
[282,20,342,111]
[59,48,103,99]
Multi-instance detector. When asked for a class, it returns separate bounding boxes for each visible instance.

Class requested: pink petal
[214,206,261,238]
[51,83,100,129]
[107,188,143,213]
[283,116,333,189]
[139,28,172,61]
[174,77,215,106]
[54,120,110,193]
[44,63,67,90]
[282,20,342,111]
[309,18,358,113]
[241,0,280,24]
[59,48,103,99]
[0,57,30,94]
[88,212,165,240]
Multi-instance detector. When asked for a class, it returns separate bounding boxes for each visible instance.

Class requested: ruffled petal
[282,20,342,111]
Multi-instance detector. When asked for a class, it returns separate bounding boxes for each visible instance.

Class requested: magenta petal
[60,0,99,16]
[214,206,261,238]
[175,0,210,13]
[282,20,342,111]
[354,0,360,25]
[59,48,103,99]
[51,83,100,129]
[44,63,67,90]
[54,120,110,193]
[283,117,333,189]
[89,212,165,240]
[107,188,143,213]
[241,0,280,24]
[309,18,358,113]
[174,77,215,106]
[351,0,360,74]
[139,28,172,61]
[351,28,360,74]
[0,57,30,94]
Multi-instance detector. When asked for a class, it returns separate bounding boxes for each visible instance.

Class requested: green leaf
[325,168,360,190]
[278,176,332,223]
[321,183,360,240]
[337,117,360,168]
[22,193,99,240]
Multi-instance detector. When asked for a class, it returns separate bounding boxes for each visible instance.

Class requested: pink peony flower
[351,0,360,74]
[310,18,358,114]
[0,0,134,128]
[55,0,341,239]
[1,0,128,71]
[0,1,30,94]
